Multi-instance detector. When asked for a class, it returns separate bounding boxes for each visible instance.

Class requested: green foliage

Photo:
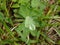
[0,12,4,21]
[31,0,40,8]
[0,0,60,45]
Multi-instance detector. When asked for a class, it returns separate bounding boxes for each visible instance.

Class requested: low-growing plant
[0,0,60,45]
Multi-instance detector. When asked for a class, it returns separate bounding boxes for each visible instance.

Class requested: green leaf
[0,27,4,34]
[0,39,14,45]
[0,12,4,21]
[5,17,13,26]
[15,23,24,36]
[36,31,40,39]
[30,30,37,36]
[31,0,40,8]
[29,39,37,43]
[15,23,29,42]
[11,4,20,8]
[18,0,30,4]
[1,0,6,10]
[18,5,30,18]
[3,22,13,37]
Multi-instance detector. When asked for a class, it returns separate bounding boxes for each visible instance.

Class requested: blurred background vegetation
[0,0,60,45]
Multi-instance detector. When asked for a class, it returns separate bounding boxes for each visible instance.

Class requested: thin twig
[11,26,17,31]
